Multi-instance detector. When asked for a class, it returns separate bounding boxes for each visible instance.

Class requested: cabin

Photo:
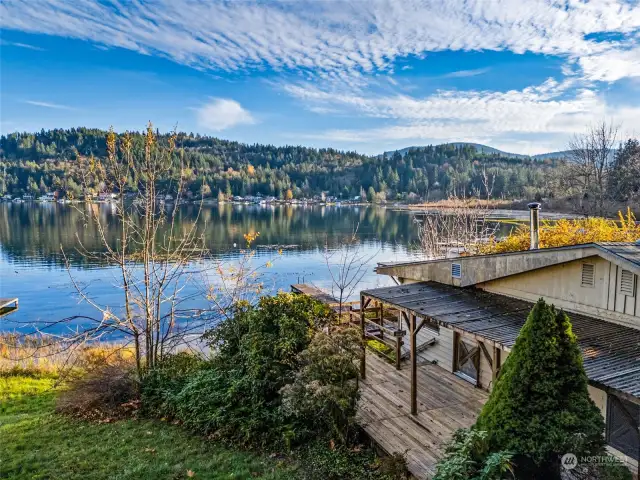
[38,192,56,202]
[360,213,640,474]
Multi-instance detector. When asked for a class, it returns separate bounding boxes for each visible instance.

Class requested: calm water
[1,202,547,334]
[0,202,426,333]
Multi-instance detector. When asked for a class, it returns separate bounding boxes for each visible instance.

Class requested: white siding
[480,257,640,329]
[417,327,454,371]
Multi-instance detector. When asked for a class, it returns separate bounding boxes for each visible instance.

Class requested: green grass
[0,375,295,479]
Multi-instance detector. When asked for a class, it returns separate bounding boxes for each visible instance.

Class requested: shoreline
[2,196,636,220]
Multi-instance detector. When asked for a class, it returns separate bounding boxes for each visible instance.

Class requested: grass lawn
[0,374,296,479]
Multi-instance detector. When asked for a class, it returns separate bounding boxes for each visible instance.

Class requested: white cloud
[4,0,640,153]
[0,39,46,51]
[196,98,255,131]
[579,47,640,82]
[441,68,490,78]
[24,100,74,110]
[1,0,639,83]
[288,79,640,154]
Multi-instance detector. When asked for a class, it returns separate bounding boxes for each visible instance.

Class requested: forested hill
[0,128,561,201]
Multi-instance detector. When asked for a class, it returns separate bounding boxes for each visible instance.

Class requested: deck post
[410,313,417,415]
[360,293,366,380]
[492,346,501,384]
[396,310,402,370]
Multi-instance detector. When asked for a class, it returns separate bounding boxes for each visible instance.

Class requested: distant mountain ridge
[383,143,571,160]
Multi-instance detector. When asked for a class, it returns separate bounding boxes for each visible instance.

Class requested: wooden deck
[290,284,358,316]
[291,284,339,305]
[358,353,488,479]
[0,298,18,318]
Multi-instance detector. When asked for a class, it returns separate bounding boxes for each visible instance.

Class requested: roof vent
[581,263,595,287]
[451,263,462,279]
[619,269,636,297]
[527,202,541,250]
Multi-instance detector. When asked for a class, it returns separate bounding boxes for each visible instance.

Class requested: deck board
[358,353,488,479]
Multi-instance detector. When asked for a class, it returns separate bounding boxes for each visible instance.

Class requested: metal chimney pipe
[528,202,541,250]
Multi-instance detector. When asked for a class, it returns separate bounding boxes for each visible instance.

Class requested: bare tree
[202,231,279,322]
[322,224,378,318]
[564,121,618,214]
[480,167,495,201]
[10,125,215,379]
[416,195,498,259]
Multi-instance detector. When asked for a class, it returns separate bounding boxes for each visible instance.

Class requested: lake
[0,202,539,334]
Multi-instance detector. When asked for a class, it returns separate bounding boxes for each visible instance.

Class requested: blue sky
[1,0,639,155]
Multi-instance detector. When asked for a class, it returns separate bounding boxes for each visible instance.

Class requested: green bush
[475,299,606,478]
[172,293,332,447]
[296,438,406,480]
[140,352,206,418]
[280,327,362,445]
[433,429,514,480]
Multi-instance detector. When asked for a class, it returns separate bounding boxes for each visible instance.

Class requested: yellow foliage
[481,208,640,254]
[243,231,260,247]
[246,164,256,175]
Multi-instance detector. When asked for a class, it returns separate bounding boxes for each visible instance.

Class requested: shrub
[377,452,410,479]
[296,438,404,480]
[480,208,640,254]
[173,293,332,447]
[140,352,206,418]
[475,299,605,478]
[433,429,514,480]
[280,327,362,445]
[56,358,139,420]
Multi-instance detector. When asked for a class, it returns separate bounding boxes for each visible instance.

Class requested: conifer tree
[475,299,605,478]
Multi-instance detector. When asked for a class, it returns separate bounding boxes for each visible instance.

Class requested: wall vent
[619,269,636,297]
[581,263,595,287]
[451,263,462,279]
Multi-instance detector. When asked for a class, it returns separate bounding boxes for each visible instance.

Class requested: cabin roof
[598,242,640,269]
[361,281,640,402]
[376,242,640,286]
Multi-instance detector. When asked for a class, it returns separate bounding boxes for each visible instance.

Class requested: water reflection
[0,203,424,330]
[0,203,420,267]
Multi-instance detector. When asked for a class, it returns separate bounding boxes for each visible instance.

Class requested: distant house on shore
[363,209,640,472]
[38,192,55,202]
[97,192,118,202]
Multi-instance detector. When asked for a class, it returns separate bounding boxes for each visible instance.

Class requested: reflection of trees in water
[0,204,419,268]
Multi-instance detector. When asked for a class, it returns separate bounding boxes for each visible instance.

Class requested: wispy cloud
[3,0,640,153]
[24,100,75,110]
[0,39,46,51]
[196,98,255,131]
[1,0,639,83]
[441,67,490,78]
[286,78,640,153]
